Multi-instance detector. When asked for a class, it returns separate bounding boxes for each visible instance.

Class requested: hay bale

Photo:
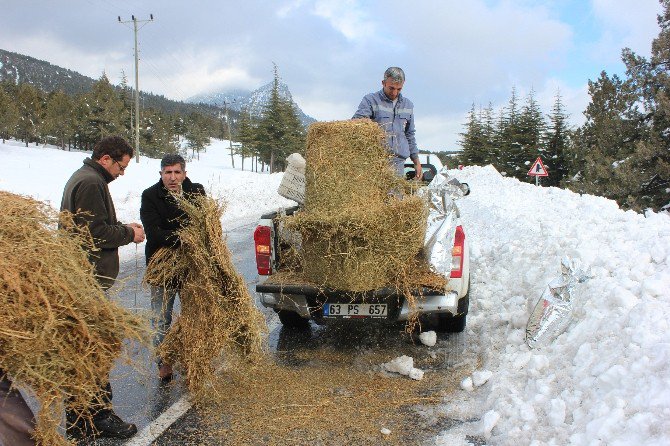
[289,196,427,291]
[143,195,267,396]
[303,120,399,213]
[284,120,429,292]
[0,191,147,446]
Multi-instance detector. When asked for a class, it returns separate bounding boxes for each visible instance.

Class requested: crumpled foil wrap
[421,169,469,276]
[526,257,592,349]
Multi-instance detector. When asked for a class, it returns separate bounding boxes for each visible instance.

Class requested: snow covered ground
[1,139,668,445]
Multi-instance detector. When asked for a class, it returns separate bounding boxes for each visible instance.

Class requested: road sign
[528,157,548,177]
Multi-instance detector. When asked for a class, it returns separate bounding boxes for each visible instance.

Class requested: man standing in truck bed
[353,66,422,180]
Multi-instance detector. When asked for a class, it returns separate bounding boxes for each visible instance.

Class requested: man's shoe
[65,411,95,440]
[92,411,137,439]
[158,363,173,382]
[66,420,94,440]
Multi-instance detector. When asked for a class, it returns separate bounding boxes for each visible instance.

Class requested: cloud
[591,0,662,56]
[310,0,378,42]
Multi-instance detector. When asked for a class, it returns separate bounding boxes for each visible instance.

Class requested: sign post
[528,157,548,186]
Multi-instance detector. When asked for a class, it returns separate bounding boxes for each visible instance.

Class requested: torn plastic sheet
[421,169,469,276]
[526,257,592,349]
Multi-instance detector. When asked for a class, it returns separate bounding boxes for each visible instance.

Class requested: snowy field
[1,139,668,445]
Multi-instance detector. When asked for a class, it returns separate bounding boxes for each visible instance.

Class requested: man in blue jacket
[353,66,422,180]
[140,154,205,381]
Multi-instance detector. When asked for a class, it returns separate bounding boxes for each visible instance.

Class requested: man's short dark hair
[92,136,134,161]
[161,154,186,171]
[384,67,405,83]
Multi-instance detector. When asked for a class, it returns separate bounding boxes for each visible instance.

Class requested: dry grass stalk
[192,351,448,445]
[143,195,267,396]
[0,191,147,446]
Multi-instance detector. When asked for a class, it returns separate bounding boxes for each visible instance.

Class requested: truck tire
[277,310,310,329]
[436,313,467,333]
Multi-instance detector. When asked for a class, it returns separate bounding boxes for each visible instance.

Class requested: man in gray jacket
[353,66,422,180]
[60,135,145,440]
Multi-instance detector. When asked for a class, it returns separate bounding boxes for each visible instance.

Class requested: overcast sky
[0,0,663,150]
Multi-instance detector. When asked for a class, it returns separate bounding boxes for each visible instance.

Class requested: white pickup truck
[253,158,471,333]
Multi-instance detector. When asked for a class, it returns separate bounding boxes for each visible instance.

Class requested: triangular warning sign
[528,157,548,177]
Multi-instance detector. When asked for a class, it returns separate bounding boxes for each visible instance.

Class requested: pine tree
[16,83,43,147]
[237,108,258,171]
[568,71,643,207]
[141,109,179,158]
[481,102,498,165]
[42,90,74,150]
[185,113,210,159]
[118,71,134,142]
[81,74,125,145]
[545,91,571,187]
[256,64,306,172]
[498,87,525,178]
[0,86,19,143]
[459,104,487,165]
[518,89,546,180]
[618,0,670,210]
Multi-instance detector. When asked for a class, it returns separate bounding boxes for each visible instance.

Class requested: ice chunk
[460,376,474,391]
[472,369,493,387]
[409,367,424,381]
[482,410,500,438]
[382,355,414,376]
[419,331,437,346]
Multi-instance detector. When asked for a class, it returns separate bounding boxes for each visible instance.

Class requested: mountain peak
[187,82,316,127]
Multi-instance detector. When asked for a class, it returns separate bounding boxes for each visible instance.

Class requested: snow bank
[442,165,670,445]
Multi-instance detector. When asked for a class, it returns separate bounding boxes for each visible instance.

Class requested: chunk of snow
[460,376,474,391]
[419,331,437,346]
[409,367,424,381]
[472,369,493,387]
[482,410,500,438]
[382,355,414,376]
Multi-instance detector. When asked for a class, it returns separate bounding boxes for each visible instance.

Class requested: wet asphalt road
[67,218,483,446]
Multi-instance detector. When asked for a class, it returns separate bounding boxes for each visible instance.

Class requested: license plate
[323,303,387,318]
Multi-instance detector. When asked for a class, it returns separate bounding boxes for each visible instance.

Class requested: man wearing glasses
[59,135,145,440]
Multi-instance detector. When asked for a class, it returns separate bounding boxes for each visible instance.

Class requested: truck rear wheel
[437,313,466,333]
[277,310,310,329]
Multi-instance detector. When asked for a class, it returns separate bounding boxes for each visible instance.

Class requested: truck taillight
[450,225,465,278]
[254,225,272,275]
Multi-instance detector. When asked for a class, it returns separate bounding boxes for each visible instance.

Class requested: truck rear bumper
[256,285,460,321]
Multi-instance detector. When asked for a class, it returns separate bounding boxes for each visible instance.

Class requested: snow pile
[439,165,670,445]
[381,355,424,381]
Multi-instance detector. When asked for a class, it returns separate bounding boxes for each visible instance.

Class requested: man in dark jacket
[140,154,205,381]
[60,136,145,440]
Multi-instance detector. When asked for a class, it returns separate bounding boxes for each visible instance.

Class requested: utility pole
[118,14,153,163]
[223,99,235,169]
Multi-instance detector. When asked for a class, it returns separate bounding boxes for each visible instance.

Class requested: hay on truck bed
[0,191,147,446]
[279,120,447,328]
[143,194,267,397]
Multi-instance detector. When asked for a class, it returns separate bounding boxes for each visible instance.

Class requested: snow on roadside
[0,139,296,263]
[435,165,670,445]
